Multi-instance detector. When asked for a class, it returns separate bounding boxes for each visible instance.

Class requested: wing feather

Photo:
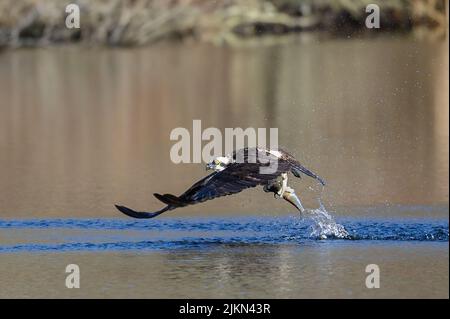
[163,147,325,206]
[117,148,325,220]
[233,147,325,184]
[178,162,279,204]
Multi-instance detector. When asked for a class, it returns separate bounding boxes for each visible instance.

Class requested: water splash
[306,204,350,239]
[303,185,350,239]
[0,216,447,253]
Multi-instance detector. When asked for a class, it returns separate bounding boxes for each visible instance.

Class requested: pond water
[0,35,448,298]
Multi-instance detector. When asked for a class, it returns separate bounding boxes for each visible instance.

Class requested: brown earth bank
[0,0,447,48]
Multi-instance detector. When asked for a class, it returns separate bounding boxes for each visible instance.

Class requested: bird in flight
[115,147,325,219]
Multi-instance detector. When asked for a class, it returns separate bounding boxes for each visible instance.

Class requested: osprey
[115,148,325,219]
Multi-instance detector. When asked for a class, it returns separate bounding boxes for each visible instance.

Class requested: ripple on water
[0,214,448,253]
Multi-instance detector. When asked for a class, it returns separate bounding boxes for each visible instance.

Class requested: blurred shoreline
[0,0,447,48]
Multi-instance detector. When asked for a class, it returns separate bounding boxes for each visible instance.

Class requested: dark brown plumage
[115,147,325,219]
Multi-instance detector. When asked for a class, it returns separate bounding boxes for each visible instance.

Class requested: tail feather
[154,193,186,207]
[114,204,170,219]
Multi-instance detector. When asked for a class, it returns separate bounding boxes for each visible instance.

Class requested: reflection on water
[0,36,448,299]
[0,214,448,298]
[0,36,448,218]
[0,214,448,252]
[0,242,448,298]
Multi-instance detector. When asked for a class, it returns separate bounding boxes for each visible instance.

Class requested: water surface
[0,36,448,218]
[0,35,448,298]
[0,213,448,298]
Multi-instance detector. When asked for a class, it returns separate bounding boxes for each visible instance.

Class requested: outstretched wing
[115,161,281,219]
[233,147,326,185]
[114,204,171,219]
[173,162,280,205]
[160,147,324,207]
[115,147,325,219]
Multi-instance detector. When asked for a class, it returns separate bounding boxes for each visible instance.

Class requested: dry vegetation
[0,0,446,47]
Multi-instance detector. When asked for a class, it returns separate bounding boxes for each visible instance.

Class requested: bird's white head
[206,156,231,172]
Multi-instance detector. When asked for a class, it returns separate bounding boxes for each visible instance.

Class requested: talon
[284,186,294,194]
[276,173,288,198]
[276,188,285,198]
